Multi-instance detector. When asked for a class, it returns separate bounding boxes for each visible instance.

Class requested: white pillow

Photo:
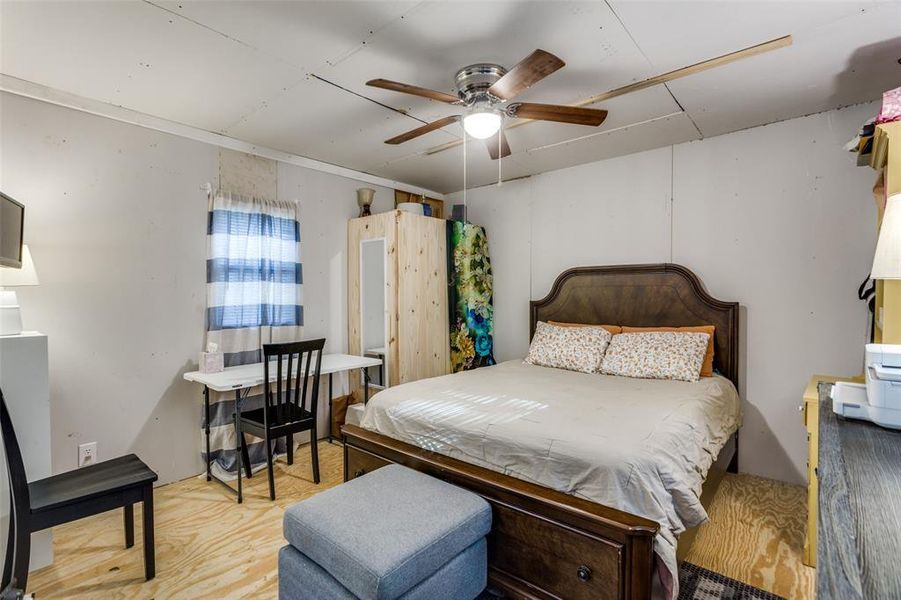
[601,331,709,382]
[525,321,612,374]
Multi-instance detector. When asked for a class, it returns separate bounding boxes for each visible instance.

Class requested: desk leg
[327,373,334,444]
[234,389,243,504]
[363,368,371,404]
[204,387,211,482]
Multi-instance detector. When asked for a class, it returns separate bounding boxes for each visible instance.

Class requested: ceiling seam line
[325,0,430,68]
[142,0,283,61]
[663,83,704,138]
[308,74,430,124]
[604,0,703,140]
[140,0,331,141]
[142,0,439,133]
[219,75,312,135]
[603,0,654,68]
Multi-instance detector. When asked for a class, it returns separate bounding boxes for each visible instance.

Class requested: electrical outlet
[78,442,97,467]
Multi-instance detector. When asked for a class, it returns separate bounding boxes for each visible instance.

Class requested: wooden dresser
[816,382,901,598]
[801,374,859,567]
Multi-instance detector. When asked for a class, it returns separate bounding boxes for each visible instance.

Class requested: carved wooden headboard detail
[530,264,740,388]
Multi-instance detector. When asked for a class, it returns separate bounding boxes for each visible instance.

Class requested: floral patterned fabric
[601,332,709,382]
[447,221,495,371]
[525,321,612,374]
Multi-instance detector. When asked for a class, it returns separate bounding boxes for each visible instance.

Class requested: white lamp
[0,245,40,335]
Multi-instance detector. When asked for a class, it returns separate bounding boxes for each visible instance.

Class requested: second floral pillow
[601,331,709,382]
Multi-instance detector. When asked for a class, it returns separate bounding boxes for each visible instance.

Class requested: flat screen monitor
[0,192,25,269]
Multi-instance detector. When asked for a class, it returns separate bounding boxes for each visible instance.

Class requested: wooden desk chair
[0,389,158,593]
[238,338,325,500]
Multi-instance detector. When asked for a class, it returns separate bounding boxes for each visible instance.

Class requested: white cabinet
[0,332,52,571]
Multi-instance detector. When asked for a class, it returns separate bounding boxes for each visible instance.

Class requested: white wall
[0,92,394,484]
[451,102,878,485]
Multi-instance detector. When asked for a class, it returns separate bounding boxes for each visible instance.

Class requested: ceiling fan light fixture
[463,108,501,140]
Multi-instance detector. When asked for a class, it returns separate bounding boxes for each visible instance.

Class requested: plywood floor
[682,473,814,599]
[29,443,813,599]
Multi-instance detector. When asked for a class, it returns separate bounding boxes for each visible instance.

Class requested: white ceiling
[2,1,899,193]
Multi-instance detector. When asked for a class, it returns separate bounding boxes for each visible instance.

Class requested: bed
[342,264,741,599]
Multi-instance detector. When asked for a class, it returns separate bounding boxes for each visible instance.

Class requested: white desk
[183,353,381,502]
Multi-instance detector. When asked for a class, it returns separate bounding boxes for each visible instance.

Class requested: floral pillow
[525,321,612,374]
[601,332,709,382]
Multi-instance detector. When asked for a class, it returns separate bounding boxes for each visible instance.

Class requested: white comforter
[360,360,742,597]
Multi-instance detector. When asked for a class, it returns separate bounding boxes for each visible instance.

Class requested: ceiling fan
[367,49,607,160]
[368,35,793,162]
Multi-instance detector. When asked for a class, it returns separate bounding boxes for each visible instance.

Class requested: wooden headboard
[530,264,740,387]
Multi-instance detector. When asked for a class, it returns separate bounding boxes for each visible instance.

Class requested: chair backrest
[262,339,325,421]
[0,388,30,593]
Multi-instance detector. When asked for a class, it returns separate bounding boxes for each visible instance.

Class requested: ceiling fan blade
[367,79,461,104]
[385,116,460,145]
[487,49,565,100]
[484,130,512,160]
[508,103,608,126]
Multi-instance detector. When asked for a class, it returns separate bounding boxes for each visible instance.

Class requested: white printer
[833,343,901,429]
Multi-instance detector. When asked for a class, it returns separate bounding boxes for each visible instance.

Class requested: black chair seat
[239,404,313,430]
[29,454,157,514]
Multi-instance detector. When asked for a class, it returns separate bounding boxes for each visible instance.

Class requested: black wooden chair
[0,388,157,593]
[237,338,325,501]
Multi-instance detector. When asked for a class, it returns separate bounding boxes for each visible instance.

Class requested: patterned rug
[678,562,783,600]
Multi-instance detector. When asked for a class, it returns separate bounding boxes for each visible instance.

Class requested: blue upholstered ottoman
[279,464,491,600]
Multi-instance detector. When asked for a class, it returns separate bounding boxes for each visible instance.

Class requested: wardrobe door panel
[396,211,450,383]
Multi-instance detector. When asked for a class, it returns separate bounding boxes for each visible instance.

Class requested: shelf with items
[394,189,444,219]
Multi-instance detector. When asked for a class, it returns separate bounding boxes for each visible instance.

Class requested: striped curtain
[203,191,303,478]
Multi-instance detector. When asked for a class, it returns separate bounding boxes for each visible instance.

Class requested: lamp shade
[0,245,39,287]
[873,194,901,279]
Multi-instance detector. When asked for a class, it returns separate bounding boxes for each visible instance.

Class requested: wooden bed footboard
[342,424,659,600]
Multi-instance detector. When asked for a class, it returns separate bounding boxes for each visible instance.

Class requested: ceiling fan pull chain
[498,132,503,187]
[463,130,467,221]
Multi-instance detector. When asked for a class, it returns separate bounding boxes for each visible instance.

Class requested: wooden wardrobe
[347,210,450,401]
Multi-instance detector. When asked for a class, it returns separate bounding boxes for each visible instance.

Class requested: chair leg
[310,426,320,484]
[286,433,294,465]
[266,433,276,501]
[3,497,14,590]
[124,504,135,548]
[12,519,30,593]
[240,432,252,479]
[142,486,155,580]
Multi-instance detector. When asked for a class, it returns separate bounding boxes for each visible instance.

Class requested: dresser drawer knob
[577,565,592,582]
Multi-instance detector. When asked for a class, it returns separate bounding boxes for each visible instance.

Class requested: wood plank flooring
[29,443,813,599]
